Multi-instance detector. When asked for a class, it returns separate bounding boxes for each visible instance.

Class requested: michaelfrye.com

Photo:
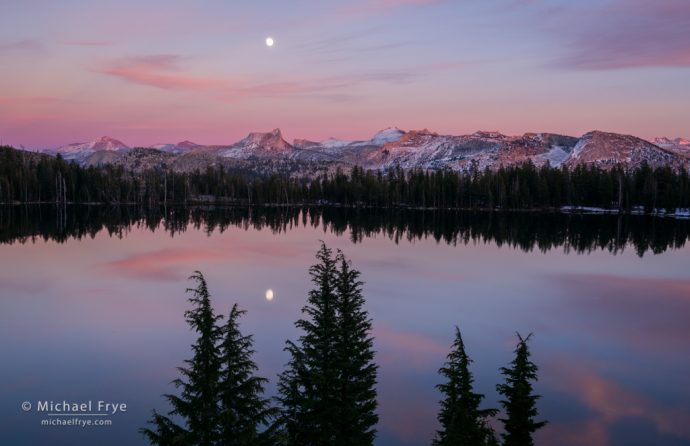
[20,400,127,428]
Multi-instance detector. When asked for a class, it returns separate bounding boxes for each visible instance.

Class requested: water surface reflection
[2,205,689,256]
[0,205,688,445]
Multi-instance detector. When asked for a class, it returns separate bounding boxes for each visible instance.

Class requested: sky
[0,0,689,148]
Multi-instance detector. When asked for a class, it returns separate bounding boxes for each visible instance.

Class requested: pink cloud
[99,54,377,98]
[100,55,228,90]
[102,248,223,280]
[543,360,690,442]
[98,53,449,106]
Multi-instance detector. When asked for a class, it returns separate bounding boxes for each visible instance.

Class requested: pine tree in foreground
[140,271,273,446]
[218,303,277,446]
[141,271,223,446]
[496,333,547,446]
[276,243,378,446]
[434,327,498,446]
[332,251,378,446]
[276,242,340,446]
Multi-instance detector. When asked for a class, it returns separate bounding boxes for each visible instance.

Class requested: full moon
[265,289,274,301]
[265,37,274,47]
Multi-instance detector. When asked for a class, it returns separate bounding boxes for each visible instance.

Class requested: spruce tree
[434,327,497,446]
[217,303,276,446]
[276,242,340,446]
[496,333,547,446]
[141,271,223,446]
[276,243,378,446]
[333,251,378,446]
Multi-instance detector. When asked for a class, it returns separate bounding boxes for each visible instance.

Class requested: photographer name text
[32,400,127,415]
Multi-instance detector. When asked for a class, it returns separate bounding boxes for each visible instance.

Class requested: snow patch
[370,127,405,145]
[569,136,590,160]
[535,146,569,167]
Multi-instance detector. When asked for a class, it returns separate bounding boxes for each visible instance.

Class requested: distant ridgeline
[0,205,688,257]
[1,145,689,212]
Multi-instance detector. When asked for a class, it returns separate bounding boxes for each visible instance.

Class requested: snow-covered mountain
[354,130,579,171]
[41,128,689,175]
[653,137,690,148]
[49,136,130,162]
[290,127,405,163]
[565,131,681,169]
[370,127,406,145]
[652,137,690,160]
[217,128,293,159]
[149,140,200,154]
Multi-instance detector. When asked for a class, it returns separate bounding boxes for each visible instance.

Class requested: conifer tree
[496,333,547,446]
[276,243,378,446]
[434,327,497,446]
[142,271,223,446]
[217,303,276,446]
[332,251,378,446]
[276,242,340,446]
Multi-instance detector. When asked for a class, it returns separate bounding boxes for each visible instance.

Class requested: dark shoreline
[1,201,688,219]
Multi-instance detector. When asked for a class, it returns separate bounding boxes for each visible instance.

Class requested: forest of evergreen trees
[143,245,546,446]
[1,145,689,211]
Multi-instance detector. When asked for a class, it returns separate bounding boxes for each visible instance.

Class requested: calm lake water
[1,206,689,446]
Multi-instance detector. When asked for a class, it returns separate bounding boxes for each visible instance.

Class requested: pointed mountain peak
[236,128,292,152]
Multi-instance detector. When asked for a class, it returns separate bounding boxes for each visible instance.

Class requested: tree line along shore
[1,145,688,212]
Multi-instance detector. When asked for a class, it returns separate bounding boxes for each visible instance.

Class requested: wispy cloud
[0,38,42,53]
[102,248,223,281]
[100,55,228,90]
[543,0,690,69]
[99,53,450,103]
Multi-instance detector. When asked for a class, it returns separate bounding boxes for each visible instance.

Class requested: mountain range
[40,128,690,176]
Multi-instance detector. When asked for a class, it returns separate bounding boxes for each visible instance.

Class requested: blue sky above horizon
[1,0,689,148]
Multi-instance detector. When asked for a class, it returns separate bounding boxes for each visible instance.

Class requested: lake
[1,206,689,446]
